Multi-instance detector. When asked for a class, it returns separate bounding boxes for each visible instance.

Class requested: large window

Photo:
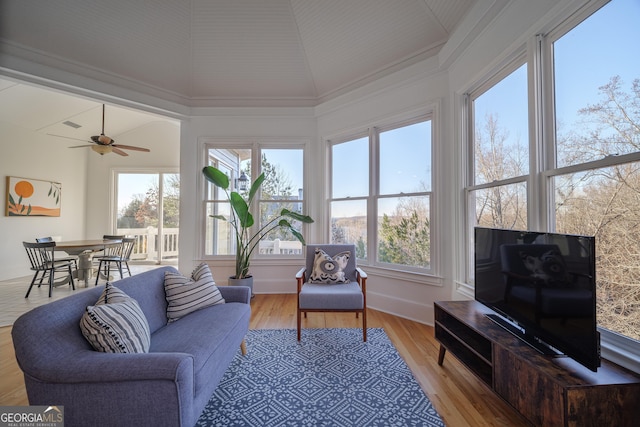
[550,0,640,342]
[204,144,307,257]
[467,62,529,232]
[465,61,529,288]
[465,0,640,365]
[330,116,433,272]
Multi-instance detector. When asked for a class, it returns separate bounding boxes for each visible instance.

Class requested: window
[331,136,369,258]
[467,62,529,232]
[464,0,640,369]
[203,144,307,257]
[330,116,433,272]
[114,171,179,262]
[465,61,528,286]
[550,0,640,342]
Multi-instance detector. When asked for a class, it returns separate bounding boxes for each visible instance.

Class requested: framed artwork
[5,176,62,217]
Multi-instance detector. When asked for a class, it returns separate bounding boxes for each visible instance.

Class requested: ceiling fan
[49,104,151,156]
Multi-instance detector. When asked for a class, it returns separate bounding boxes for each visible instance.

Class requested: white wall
[0,123,88,280]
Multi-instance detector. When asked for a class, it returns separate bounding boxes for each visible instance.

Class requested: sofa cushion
[79,288,151,353]
[150,301,251,396]
[164,263,225,322]
[308,248,351,284]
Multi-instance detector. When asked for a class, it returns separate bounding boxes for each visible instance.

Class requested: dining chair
[94,237,136,285]
[23,241,76,298]
[296,244,367,341]
[35,236,78,269]
[92,234,125,267]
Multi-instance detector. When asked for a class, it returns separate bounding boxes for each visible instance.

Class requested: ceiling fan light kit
[91,145,113,155]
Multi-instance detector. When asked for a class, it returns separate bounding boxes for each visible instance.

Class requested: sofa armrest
[219,285,251,304]
[25,351,194,385]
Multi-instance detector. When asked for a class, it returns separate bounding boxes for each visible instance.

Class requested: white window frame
[463,54,530,285]
[200,138,310,261]
[328,110,437,275]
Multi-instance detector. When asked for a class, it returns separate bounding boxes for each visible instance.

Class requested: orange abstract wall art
[5,176,61,217]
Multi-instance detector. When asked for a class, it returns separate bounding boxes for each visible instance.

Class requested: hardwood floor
[0,294,527,426]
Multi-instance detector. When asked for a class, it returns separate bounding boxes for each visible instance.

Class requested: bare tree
[474,113,527,229]
[554,76,640,340]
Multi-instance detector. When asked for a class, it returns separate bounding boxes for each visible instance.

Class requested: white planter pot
[228,275,254,298]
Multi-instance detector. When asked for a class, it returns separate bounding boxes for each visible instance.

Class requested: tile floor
[0,261,176,327]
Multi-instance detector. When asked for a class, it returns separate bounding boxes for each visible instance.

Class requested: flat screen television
[474,227,601,371]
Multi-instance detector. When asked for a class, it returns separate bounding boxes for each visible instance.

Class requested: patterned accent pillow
[164,263,225,322]
[308,248,351,284]
[80,288,151,353]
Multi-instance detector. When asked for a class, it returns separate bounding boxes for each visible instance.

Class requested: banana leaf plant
[202,166,314,279]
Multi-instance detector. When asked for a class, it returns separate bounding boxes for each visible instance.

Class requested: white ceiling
[0,78,174,143]
[1,0,476,104]
[0,0,477,138]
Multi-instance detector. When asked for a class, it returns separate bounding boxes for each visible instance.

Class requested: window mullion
[369,127,378,265]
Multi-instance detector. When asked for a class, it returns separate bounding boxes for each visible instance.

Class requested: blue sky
[475,0,640,154]
[117,173,157,209]
[554,0,640,130]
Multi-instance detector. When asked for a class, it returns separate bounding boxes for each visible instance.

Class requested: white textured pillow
[308,248,351,284]
[80,287,151,353]
[164,263,225,322]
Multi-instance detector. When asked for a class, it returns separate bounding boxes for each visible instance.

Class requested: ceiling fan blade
[68,144,93,148]
[112,147,129,156]
[47,134,91,143]
[112,144,150,152]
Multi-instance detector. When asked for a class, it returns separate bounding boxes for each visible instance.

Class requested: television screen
[474,227,600,371]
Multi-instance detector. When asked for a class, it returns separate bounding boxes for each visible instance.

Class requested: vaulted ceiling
[1,0,477,108]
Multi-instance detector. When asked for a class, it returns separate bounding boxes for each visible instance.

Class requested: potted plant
[202,166,314,294]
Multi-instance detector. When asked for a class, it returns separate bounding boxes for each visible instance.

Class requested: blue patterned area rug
[196,328,445,426]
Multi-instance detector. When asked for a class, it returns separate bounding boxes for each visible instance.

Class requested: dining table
[55,239,122,287]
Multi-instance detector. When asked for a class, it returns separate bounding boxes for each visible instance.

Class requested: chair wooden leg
[48,268,54,298]
[240,339,247,355]
[68,265,75,291]
[297,309,302,341]
[37,270,47,285]
[362,309,367,342]
[25,274,38,298]
[95,261,102,286]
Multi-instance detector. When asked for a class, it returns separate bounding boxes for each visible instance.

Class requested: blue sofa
[11,266,251,427]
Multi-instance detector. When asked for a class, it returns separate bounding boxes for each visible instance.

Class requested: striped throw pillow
[164,263,225,322]
[80,291,151,353]
[95,281,130,305]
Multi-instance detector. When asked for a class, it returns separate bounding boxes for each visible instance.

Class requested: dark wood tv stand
[434,300,640,427]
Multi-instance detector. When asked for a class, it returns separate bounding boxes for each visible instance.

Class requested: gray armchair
[296,244,367,341]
